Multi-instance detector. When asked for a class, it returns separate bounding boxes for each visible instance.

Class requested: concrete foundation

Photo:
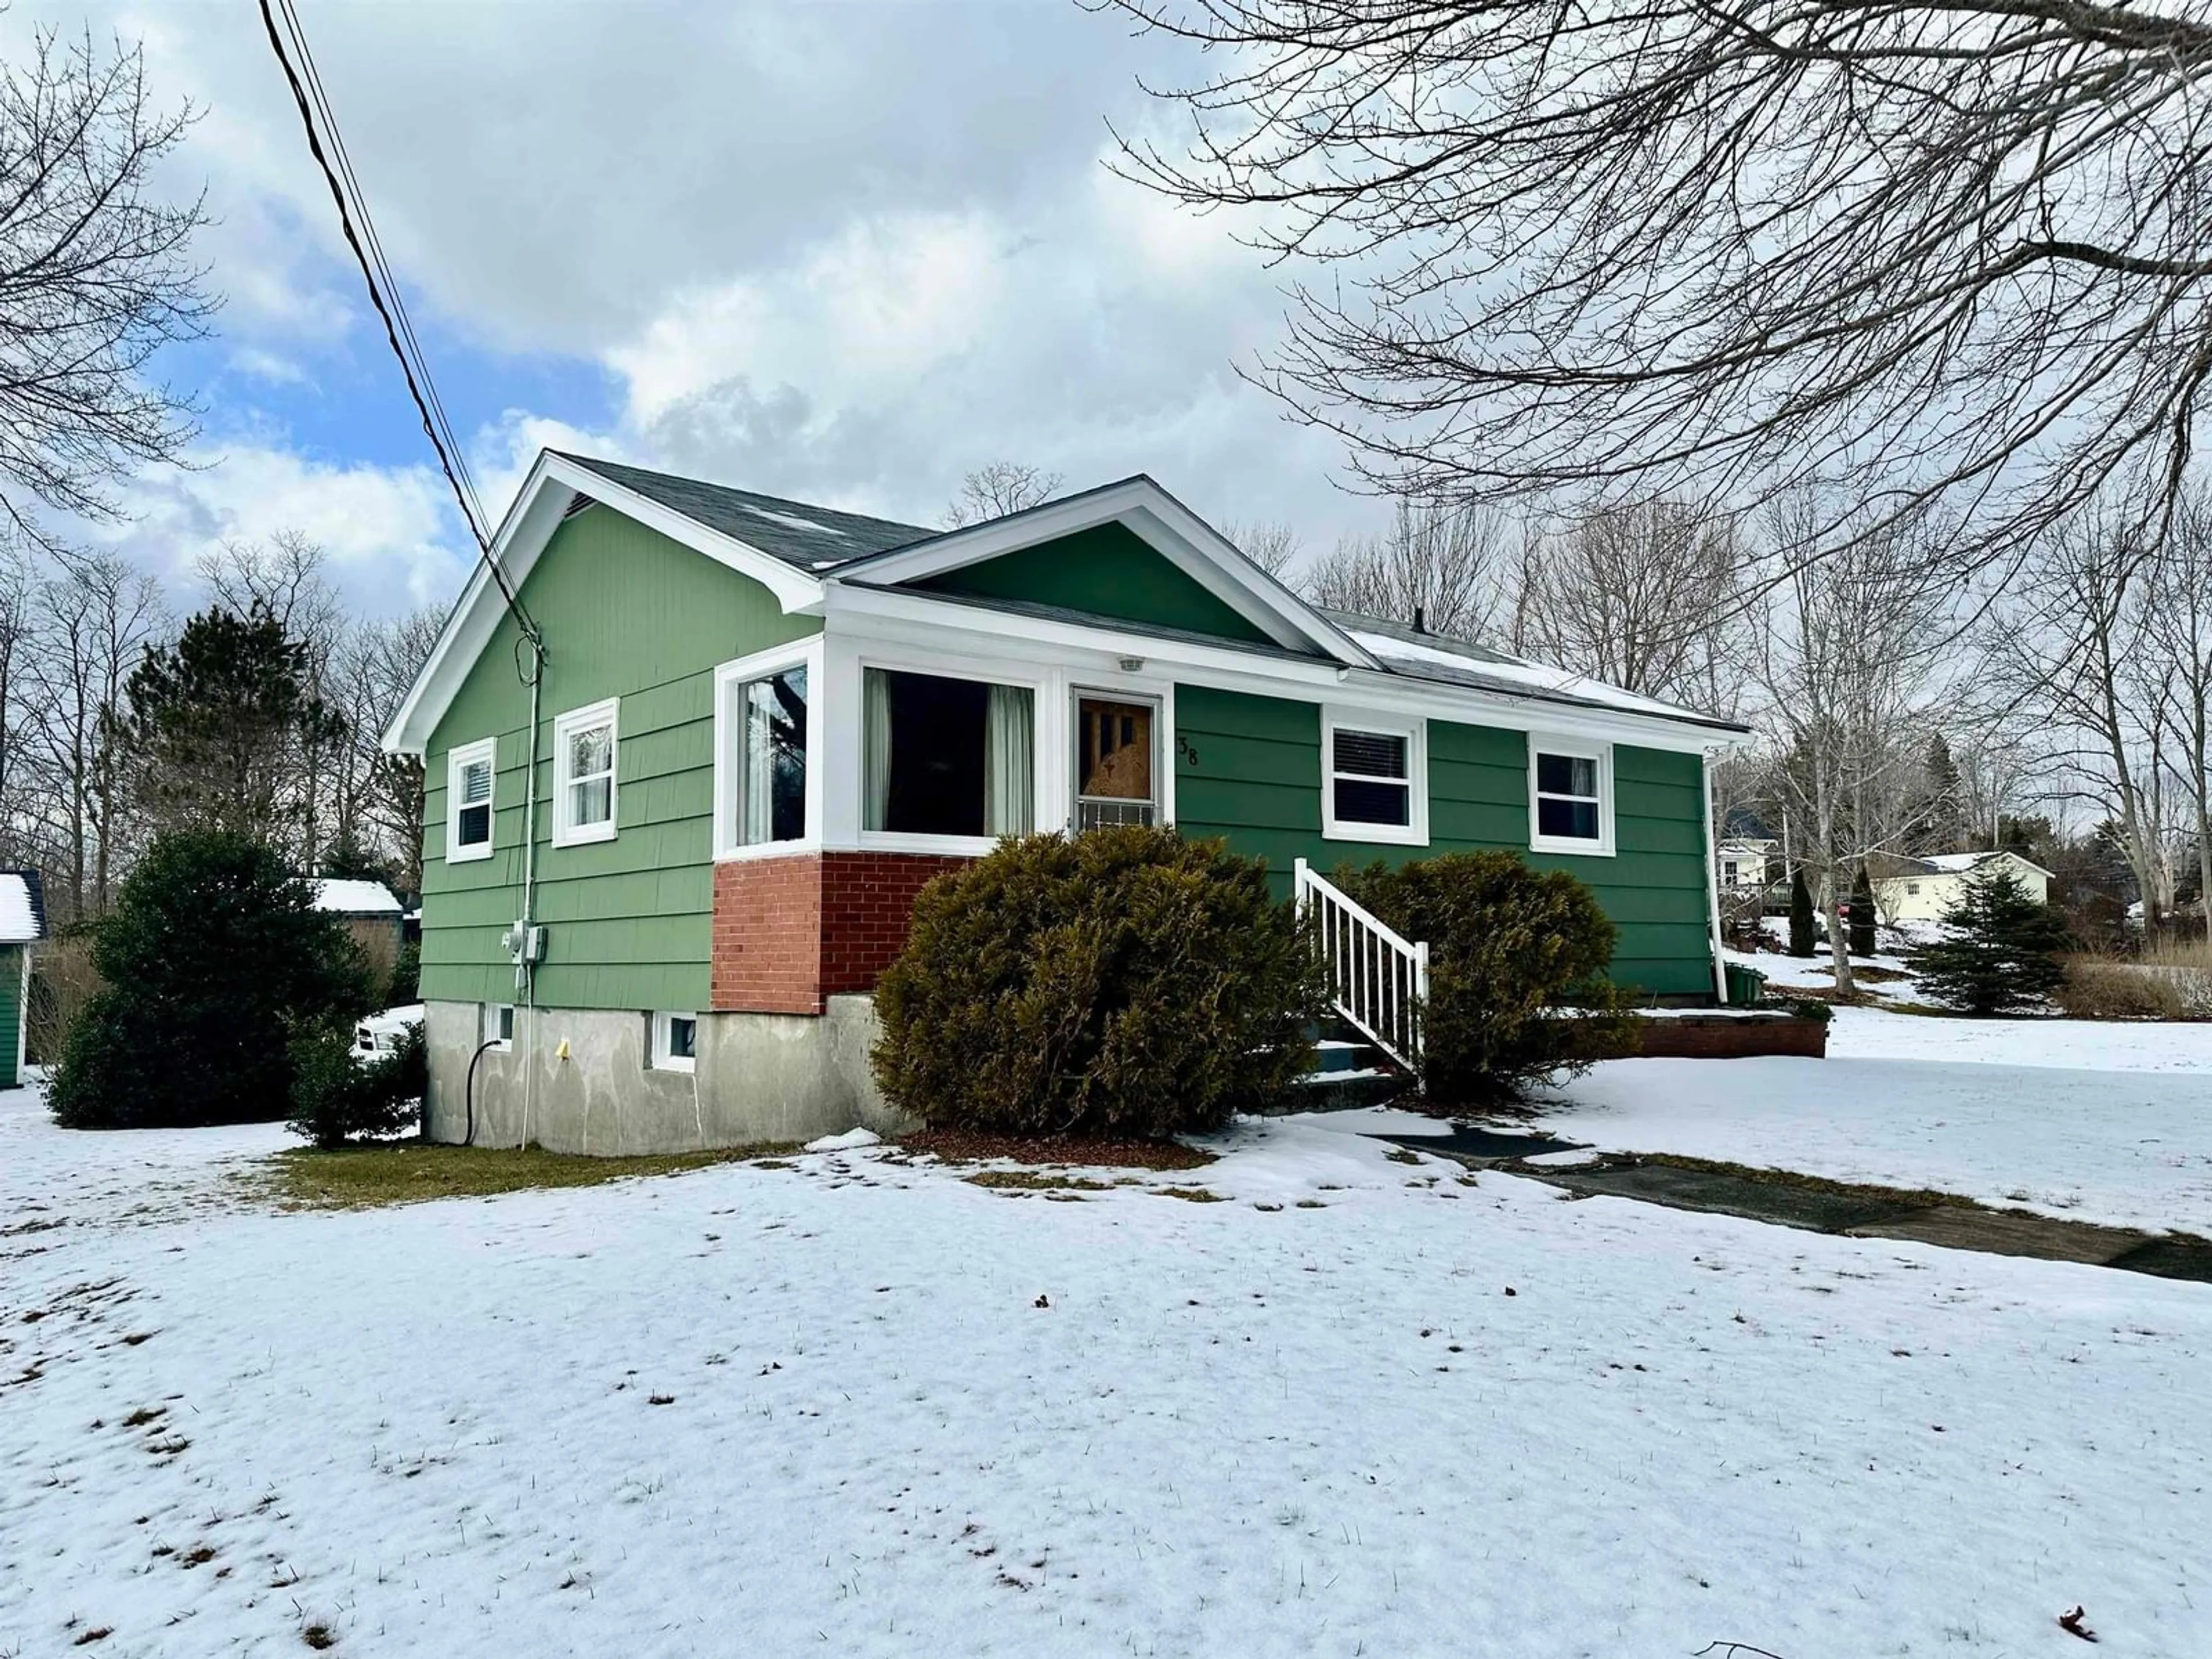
[423,995,911,1154]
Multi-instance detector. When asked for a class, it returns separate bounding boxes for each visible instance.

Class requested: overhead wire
[256,0,539,646]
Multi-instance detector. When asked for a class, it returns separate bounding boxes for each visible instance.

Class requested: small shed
[313,878,406,988]
[0,870,48,1088]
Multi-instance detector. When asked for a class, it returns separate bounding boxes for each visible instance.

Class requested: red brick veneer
[1633,1014,1828,1059]
[711,851,971,1014]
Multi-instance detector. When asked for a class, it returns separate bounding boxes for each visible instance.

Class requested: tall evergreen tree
[1849,866,1878,955]
[1907,866,2073,1017]
[106,603,343,845]
[1787,865,1817,957]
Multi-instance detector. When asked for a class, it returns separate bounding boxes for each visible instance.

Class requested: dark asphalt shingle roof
[556,453,934,570]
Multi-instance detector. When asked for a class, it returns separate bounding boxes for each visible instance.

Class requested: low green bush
[1336,850,1637,1105]
[289,1018,426,1149]
[872,825,1324,1139]
[48,831,374,1130]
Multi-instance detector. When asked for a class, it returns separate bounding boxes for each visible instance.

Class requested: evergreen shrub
[1907,866,2072,1016]
[289,1017,426,1147]
[872,825,1323,1138]
[1338,851,1637,1105]
[48,831,373,1129]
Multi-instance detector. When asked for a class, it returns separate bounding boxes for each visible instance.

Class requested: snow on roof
[1906,851,2056,880]
[313,878,403,916]
[1343,628,1738,728]
[0,873,41,944]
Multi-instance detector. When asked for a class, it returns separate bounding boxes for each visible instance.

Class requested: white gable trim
[382,452,825,755]
[830,476,1380,669]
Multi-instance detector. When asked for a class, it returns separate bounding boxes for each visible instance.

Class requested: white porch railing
[1293,859,1429,1074]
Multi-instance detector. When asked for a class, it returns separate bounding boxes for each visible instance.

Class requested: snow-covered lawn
[3,1093,2208,1656]
[1535,1007,2212,1233]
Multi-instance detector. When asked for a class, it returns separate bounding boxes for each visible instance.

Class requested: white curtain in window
[741,680,774,844]
[862,668,893,832]
[983,683,1034,836]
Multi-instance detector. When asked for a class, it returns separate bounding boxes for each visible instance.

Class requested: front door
[1075,695,1157,829]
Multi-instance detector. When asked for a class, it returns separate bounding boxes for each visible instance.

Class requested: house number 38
[1175,735,1201,767]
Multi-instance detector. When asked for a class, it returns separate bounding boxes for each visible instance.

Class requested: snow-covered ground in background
[3,1090,2210,1657]
[1536,1008,2212,1230]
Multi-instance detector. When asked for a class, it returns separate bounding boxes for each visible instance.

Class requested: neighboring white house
[1717,837,1778,890]
[1873,850,2054,923]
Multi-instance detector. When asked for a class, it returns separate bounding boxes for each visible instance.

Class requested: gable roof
[552,454,930,571]
[385,450,1748,753]
[1907,850,2056,881]
[313,878,404,916]
[0,869,46,945]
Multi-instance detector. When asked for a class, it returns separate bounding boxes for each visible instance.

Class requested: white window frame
[713,638,824,862]
[446,737,497,863]
[1320,706,1428,846]
[1528,733,1616,857]
[552,697,620,848]
[650,1009,698,1074]
[855,649,1054,858]
[1070,684,1171,834]
[481,1002,514,1051]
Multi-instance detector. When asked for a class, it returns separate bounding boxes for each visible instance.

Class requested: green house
[386,453,1748,1153]
[0,869,47,1089]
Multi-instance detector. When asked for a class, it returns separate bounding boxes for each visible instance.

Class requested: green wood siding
[916,524,1279,646]
[1175,685,1716,995]
[0,945,20,1087]
[419,507,819,1012]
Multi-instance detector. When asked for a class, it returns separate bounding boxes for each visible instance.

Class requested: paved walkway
[1379,1131,2212,1284]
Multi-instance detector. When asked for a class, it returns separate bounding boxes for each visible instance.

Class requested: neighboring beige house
[1717,837,1778,891]
[1873,850,2054,923]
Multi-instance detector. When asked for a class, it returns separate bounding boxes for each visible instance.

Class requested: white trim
[1700,748,1728,1002]
[712,637,824,862]
[832,476,1380,667]
[382,451,825,755]
[1321,706,1429,846]
[1528,733,1616,857]
[481,1002,515,1051]
[14,946,26,1084]
[552,696,620,848]
[650,1009,698,1074]
[444,736,497,863]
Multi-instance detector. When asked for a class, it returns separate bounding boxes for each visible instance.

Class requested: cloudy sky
[8,0,1385,618]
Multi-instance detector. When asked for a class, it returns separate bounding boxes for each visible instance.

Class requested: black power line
[257,0,538,642]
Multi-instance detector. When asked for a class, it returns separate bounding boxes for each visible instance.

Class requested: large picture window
[1321,710,1426,844]
[1528,736,1614,855]
[553,698,619,847]
[446,737,495,862]
[863,668,1033,840]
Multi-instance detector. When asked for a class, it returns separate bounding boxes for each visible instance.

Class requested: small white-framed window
[446,737,496,863]
[714,641,820,861]
[1528,736,1615,856]
[552,698,619,847]
[650,1010,698,1073]
[482,1002,515,1051]
[1321,710,1427,844]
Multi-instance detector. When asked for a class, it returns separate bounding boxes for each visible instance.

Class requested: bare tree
[1749,494,1958,993]
[2141,493,2212,940]
[0,28,213,541]
[344,605,442,896]
[1986,503,2182,930]
[24,548,163,919]
[1512,501,1750,712]
[1303,496,1507,639]
[1107,1,2212,563]
[1218,517,1301,578]
[944,461,1063,528]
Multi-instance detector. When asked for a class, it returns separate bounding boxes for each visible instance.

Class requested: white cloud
[99,442,470,614]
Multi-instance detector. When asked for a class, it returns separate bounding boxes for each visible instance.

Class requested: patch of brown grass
[1152,1186,1227,1203]
[963,1171,1117,1192]
[257,1141,802,1212]
[900,1128,1213,1171]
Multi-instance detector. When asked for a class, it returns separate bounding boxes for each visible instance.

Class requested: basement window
[482,1003,514,1051]
[651,1010,698,1074]
[446,737,495,862]
[862,668,1034,842]
[1528,736,1615,857]
[553,698,619,847]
